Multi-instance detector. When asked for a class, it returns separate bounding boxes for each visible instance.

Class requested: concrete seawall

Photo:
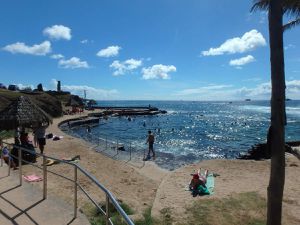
[88,107,167,118]
[59,107,167,129]
[58,116,100,128]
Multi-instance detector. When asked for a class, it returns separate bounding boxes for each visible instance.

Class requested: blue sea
[69,100,300,170]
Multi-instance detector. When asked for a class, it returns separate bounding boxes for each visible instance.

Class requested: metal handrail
[0,141,134,225]
[81,132,147,167]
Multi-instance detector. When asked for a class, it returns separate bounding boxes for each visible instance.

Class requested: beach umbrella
[0,95,52,131]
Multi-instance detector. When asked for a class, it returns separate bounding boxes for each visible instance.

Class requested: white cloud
[175,80,300,100]
[16,83,34,90]
[233,80,300,99]
[238,80,300,98]
[2,41,51,56]
[176,85,233,96]
[96,45,121,57]
[50,54,64,59]
[259,12,267,24]
[81,39,88,44]
[284,44,295,50]
[229,55,255,67]
[243,77,262,82]
[202,30,266,56]
[110,58,142,76]
[286,80,300,92]
[58,57,89,69]
[202,85,233,90]
[50,79,58,89]
[43,25,72,40]
[50,79,118,99]
[142,64,176,80]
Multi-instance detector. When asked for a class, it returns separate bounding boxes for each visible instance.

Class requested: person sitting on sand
[20,131,30,146]
[189,173,201,191]
[1,140,17,170]
[189,169,209,196]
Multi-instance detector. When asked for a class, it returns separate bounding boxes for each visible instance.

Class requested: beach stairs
[0,164,89,225]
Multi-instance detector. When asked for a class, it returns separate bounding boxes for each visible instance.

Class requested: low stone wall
[58,116,99,128]
[88,108,167,118]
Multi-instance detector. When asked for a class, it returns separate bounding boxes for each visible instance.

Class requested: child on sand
[1,139,17,170]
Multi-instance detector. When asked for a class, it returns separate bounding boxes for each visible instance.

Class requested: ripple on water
[68,100,300,170]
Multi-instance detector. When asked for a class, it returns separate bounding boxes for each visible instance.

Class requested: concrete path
[0,163,90,225]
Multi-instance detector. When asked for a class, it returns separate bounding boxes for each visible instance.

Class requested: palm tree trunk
[267,0,286,224]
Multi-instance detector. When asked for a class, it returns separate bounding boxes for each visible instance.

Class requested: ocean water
[69,100,300,170]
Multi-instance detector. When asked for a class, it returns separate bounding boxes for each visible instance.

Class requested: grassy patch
[81,201,134,225]
[0,89,66,117]
[135,208,156,225]
[81,192,266,225]
[82,202,160,225]
[186,192,266,225]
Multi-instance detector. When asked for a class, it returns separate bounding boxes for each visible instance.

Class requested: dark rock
[238,142,296,160]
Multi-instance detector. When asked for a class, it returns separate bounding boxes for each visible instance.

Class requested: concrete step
[0,163,90,225]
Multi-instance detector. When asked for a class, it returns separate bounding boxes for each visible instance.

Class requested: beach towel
[23,174,43,182]
[186,173,215,195]
[206,174,215,194]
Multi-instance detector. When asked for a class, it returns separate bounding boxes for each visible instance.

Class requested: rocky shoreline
[238,141,300,160]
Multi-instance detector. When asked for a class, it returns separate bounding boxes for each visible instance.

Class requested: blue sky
[0,0,299,100]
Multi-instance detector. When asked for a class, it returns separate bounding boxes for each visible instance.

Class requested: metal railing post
[8,154,11,176]
[106,195,110,225]
[116,140,118,152]
[18,147,22,185]
[43,155,47,199]
[74,165,78,218]
[1,141,134,225]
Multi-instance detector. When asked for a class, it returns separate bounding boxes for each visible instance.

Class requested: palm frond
[283,0,300,17]
[251,0,300,15]
[283,17,300,30]
[251,0,270,12]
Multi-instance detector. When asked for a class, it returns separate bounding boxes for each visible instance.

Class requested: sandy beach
[9,112,300,224]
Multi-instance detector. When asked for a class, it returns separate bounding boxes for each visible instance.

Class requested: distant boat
[245,99,251,101]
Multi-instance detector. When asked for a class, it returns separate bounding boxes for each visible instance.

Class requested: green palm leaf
[251,0,300,30]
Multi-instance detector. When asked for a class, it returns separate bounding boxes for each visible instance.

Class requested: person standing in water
[86,125,91,133]
[146,130,155,159]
